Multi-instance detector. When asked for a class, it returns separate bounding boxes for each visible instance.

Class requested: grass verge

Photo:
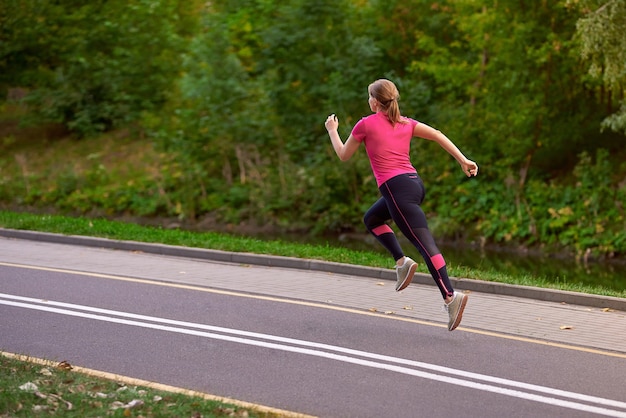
[0,353,299,418]
[0,210,624,299]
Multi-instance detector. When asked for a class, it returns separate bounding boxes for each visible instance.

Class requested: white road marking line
[3,260,625,360]
[2,293,626,417]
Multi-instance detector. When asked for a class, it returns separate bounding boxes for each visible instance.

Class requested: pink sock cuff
[371,225,394,236]
[431,253,446,270]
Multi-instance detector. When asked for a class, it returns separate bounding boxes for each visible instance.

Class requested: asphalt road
[1,240,626,417]
[0,240,626,418]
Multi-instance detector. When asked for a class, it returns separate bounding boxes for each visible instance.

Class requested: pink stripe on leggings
[431,254,446,270]
[372,225,393,236]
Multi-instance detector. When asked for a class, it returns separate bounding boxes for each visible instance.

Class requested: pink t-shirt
[351,112,419,186]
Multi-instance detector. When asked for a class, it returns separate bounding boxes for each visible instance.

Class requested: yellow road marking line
[2,261,626,360]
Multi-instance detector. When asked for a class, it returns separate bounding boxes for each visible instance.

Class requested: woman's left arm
[413,122,479,177]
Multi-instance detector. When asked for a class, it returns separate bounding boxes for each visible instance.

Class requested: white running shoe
[444,291,468,331]
[395,257,417,291]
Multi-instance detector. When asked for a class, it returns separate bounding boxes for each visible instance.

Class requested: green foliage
[148,0,384,226]
[2,0,626,261]
[454,149,626,258]
[571,0,626,133]
[413,1,599,169]
[1,0,200,136]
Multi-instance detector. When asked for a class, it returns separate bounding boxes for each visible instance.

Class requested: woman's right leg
[364,197,418,291]
[363,197,404,261]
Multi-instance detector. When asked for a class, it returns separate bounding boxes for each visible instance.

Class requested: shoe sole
[448,294,468,331]
[395,262,418,291]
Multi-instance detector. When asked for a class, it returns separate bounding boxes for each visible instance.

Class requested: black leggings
[363,173,454,299]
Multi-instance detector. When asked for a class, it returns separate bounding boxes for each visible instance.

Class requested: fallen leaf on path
[68,384,86,394]
[124,399,144,409]
[110,401,125,410]
[376,282,385,286]
[19,382,38,392]
[110,399,144,411]
[48,393,73,410]
[56,361,72,370]
[602,308,615,312]
[559,325,574,330]
[403,306,413,310]
[39,368,52,376]
[368,308,378,312]
[34,391,47,399]
[384,311,395,315]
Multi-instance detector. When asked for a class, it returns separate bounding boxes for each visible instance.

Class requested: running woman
[324,78,478,331]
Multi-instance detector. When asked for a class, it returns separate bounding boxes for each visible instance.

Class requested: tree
[155,0,384,225]
[571,0,626,133]
[1,0,200,136]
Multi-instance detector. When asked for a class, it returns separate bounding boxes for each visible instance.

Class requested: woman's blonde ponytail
[368,79,406,126]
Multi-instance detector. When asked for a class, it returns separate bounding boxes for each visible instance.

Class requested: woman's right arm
[326,114,360,161]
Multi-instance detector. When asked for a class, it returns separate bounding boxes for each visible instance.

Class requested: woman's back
[351,112,418,186]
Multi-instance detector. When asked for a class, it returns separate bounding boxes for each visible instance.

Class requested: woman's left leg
[380,174,455,299]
